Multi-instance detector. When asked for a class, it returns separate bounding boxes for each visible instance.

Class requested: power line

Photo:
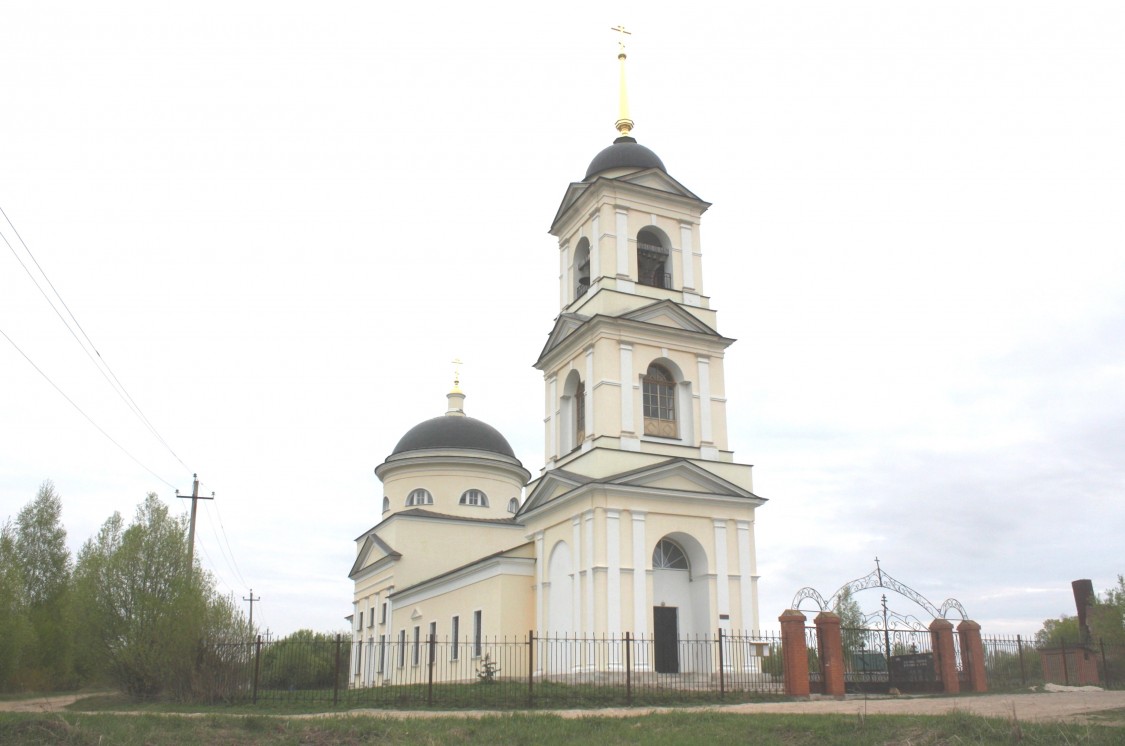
[0,205,191,473]
[202,498,248,588]
[207,493,249,588]
[0,325,176,489]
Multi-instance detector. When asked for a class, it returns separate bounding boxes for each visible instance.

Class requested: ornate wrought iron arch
[791,558,968,623]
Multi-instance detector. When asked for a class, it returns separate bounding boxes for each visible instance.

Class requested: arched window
[574,238,591,299]
[652,539,689,570]
[382,496,390,513]
[405,489,433,507]
[507,497,519,514]
[643,363,678,438]
[637,229,670,289]
[459,489,488,507]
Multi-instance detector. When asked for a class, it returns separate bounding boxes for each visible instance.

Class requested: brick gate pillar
[929,618,959,694]
[814,611,846,698]
[779,610,809,698]
[957,620,988,692]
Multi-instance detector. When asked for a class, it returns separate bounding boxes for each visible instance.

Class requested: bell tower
[535,36,741,478]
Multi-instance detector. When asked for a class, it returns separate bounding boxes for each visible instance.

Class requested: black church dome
[584,136,667,180]
[391,415,516,458]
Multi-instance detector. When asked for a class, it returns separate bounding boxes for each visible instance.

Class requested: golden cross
[610,25,631,55]
[451,357,463,388]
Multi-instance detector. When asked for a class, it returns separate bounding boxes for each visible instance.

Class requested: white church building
[349,57,766,685]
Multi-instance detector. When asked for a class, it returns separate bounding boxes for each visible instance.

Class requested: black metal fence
[199,631,784,708]
[188,629,1123,707]
[980,634,1122,691]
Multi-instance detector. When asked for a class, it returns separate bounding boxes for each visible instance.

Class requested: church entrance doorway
[653,606,679,673]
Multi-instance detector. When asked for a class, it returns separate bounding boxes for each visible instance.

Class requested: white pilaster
[713,519,730,618]
[583,510,595,638]
[615,208,629,277]
[736,520,754,632]
[546,375,557,461]
[697,356,713,444]
[534,530,546,633]
[572,516,582,633]
[631,511,649,670]
[619,343,636,449]
[584,346,594,441]
[680,222,695,290]
[590,214,600,285]
[559,243,568,308]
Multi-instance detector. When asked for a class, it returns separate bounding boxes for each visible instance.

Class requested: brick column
[814,611,846,698]
[957,620,987,693]
[779,610,809,698]
[929,618,959,694]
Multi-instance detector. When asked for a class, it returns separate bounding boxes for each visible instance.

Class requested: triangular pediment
[348,533,401,579]
[620,300,721,336]
[534,312,590,368]
[521,469,590,513]
[608,459,761,500]
[616,168,704,202]
[550,182,592,231]
[550,171,709,235]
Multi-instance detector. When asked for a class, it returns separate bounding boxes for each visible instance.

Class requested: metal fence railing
[201,630,784,708]
[187,629,1125,707]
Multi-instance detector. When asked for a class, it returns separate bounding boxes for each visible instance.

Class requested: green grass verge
[3,710,1124,746]
[67,682,790,713]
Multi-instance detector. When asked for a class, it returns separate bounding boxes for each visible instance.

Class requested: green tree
[0,522,33,691]
[1036,615,1083,647]
[260,629,343,691]
[11,481,75,689]
[73,493,249,701]
[833,585,866,660]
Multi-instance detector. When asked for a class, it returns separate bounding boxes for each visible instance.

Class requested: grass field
[2,708,1124,745]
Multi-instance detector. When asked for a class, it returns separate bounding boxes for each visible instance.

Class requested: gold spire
[450,357,463,394]
[446,358,466,416]
[611,25,633,137]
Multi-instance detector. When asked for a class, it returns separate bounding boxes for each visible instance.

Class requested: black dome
[584,136,666,180]
[391,416,516,458]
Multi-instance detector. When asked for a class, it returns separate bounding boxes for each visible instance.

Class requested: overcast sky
[2,2,1122,637]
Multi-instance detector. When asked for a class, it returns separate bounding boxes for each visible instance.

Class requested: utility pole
[244,589,261,632]
[176,473,213,569]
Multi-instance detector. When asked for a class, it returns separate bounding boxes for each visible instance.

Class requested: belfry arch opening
[561,369,586,452]
[573,238,591,300]
[637,228,671,289]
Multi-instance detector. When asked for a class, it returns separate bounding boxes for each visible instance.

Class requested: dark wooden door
[653,606,679,673]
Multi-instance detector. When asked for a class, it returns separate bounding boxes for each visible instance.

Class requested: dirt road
[4,689,1123,725]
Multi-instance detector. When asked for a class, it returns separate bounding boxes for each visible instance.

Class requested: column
[779,610,810,698]
[957,620,988,693]
[606,509,622,669]
[584,346,594,443]
[929,618,959,694]
[590,214,600,285]
[814,611,846,698]
[697,356,714,455]
[736,520,754,632]
[713,520,730,620]
[619,342,637,450]
[615,208,629,278]
[631,511,648,658]
[534,531,545,634]
[546,375,557,462]
[679,221,695,290]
